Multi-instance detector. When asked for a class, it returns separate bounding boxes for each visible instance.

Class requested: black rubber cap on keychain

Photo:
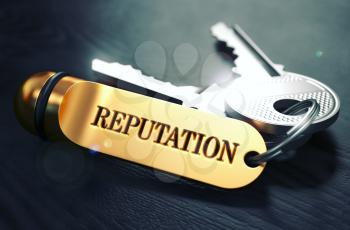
[33,72,68,140]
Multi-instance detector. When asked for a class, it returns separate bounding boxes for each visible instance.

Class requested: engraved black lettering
[90,105,111,128]
[122,114,141,135]
[108,110,126,132]
[202,136,220,158]
[154,122,170,143]
[217,141,240,164]
[192,133,205,154]
[89,105,242,164]
[138,118,156,140]
[162,127,179,148]
[180,129,197,151]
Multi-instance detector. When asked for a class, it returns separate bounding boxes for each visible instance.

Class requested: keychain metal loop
[246,99,320,166]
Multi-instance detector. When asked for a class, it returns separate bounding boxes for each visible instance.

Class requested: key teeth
[211,22,285,76]
[211,22,236,52]
[92,59,202,105]
[117,63,144,77]
[211,22,246,76]
[102,60,159,83]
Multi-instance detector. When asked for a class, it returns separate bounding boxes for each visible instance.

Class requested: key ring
[246,99,320,166]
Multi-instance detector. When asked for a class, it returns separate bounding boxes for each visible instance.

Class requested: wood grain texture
[1,0,350,229]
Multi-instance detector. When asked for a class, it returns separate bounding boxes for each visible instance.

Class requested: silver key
[92,59,202,107]
[91,60,236,116]
[210,22,340,135]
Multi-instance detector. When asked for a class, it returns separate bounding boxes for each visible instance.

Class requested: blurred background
[1,0,350,229]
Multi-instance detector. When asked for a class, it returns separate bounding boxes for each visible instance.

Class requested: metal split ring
[246,99,320,166]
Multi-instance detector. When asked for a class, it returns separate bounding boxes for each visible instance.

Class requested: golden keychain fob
[15,71,269,189]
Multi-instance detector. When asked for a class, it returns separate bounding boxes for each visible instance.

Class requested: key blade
[232,24,282,76]
[211,22,283,78]
[92,59,201,107]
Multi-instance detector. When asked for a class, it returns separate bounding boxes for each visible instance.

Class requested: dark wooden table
[2,0,349,229]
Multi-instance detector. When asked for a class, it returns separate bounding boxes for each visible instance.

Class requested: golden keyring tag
[15,72,266,188]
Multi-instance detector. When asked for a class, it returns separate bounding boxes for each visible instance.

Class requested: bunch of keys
[14,23,339,189]
[92,22,339,163]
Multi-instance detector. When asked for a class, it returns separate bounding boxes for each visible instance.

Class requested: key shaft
[233,24,282,77]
